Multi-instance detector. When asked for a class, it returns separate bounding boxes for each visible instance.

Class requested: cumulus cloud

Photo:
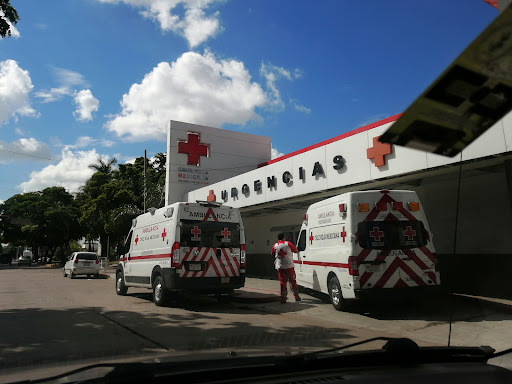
[0,60,38,123]
[66,136,115,149]
[271,146,284,160]
[73,89,99,122]
[19,148,110,193]
[0,138,54,164]
[35,67,89,103]
[97,0,222,47]
[105,50,268,142]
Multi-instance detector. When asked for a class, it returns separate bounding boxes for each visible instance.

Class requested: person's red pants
[278,267,300,301]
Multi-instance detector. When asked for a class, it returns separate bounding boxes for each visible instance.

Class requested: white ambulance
[294,190,440,310]
[115,201,246,306]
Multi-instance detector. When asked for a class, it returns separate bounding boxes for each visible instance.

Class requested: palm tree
[88,157,117,174]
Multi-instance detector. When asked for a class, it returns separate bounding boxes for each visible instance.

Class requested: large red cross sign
[177,132,209,166]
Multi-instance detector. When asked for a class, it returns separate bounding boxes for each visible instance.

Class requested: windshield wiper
[298,337,493,362]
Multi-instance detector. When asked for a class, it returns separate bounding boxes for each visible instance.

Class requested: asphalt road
[2,265,512,381]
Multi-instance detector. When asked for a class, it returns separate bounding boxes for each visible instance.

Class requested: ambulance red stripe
[221,248,237,276]
[293,260,349,268]
[191,247,209,278]
[213,248,230,276]
[129,253,171,260]
[181,247,198,278]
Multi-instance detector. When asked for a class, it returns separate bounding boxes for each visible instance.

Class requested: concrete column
[504,160,512,216]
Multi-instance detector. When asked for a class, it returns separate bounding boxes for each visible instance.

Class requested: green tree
[0,187,82,262]
[77,153,167,259]
[0,0,19,38]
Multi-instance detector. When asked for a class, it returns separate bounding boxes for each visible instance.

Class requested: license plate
[221,277,229,284]
[189,264,201,271]
[366,264,380,273]
[84,262,90,266]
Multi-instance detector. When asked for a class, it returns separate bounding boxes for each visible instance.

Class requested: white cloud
[271,146,284,160]
[19,148,110,193]
[97,0,222,47]
[66,136,115,149]
[260,63,302,110]
[0,10,20,38]
[0,138,54,164]
[73,89,100,122]
[0,60,37,123]
[35,67,89,103]
[290,98,311,114]
[105,50,268,142]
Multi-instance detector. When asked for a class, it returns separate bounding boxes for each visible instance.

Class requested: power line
[0,148,54,161]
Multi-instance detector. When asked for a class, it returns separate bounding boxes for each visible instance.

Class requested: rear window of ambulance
[180,220,240,248]
[357,220,427,250]
[76,253,98,261]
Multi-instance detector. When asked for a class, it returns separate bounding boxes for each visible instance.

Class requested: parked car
[17,256,32,266]
[63,252,100,278]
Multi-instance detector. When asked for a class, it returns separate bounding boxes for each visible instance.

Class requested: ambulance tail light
[408,202,420,211]
[348,256,359,276]
[95,259,99,264]
[339,204,346,213]
[302,213,308,224]
[240,244,246,271]
[74,258,79,264]
[171,242,180,267]
[358,203,370,212]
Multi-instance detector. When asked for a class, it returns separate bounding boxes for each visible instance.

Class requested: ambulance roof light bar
[196,200,223,208]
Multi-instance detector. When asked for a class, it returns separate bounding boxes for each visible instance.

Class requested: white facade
[165,120,271,205]
[186,111,512,208]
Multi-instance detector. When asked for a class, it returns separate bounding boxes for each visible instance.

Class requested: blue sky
[0,0,498,202]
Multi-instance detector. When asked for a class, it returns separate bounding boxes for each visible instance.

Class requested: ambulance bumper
[354,285,442,300]
[162,268,245,293]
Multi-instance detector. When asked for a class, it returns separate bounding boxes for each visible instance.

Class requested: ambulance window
[357,221,428,250]
[125,231,133,253]
[180,220,241,248]
[297,230,306,251]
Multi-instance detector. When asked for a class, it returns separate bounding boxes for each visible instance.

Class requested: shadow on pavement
[348,294,512,323]
[125,291,318,315]
[0,306,357,371]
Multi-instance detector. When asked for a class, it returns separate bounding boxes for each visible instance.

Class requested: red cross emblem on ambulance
[403,226,416,240]
[177,132,209,166]
[370,227,384,241]
[191,226,201,237]
[221,228,231,239]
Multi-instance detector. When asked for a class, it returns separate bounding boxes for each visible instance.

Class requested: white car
[63,252,100,279]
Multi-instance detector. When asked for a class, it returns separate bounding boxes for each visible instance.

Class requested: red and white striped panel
[355,192,440,289]
[178,247,240,278]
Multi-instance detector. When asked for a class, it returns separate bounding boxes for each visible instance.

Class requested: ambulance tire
[116,272,128,296]
[328,276,346,311]
[153,276,168,306]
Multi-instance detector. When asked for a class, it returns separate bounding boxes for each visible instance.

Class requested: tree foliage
[0,153,167,261]
[77,154,167,258]
[0,0,19,38]
[0,187,81,261]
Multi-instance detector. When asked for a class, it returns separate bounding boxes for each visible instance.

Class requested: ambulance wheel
[116,272,128,295]
[153,276,167,306]
[329,276,346,311]
[63,269,67,277]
